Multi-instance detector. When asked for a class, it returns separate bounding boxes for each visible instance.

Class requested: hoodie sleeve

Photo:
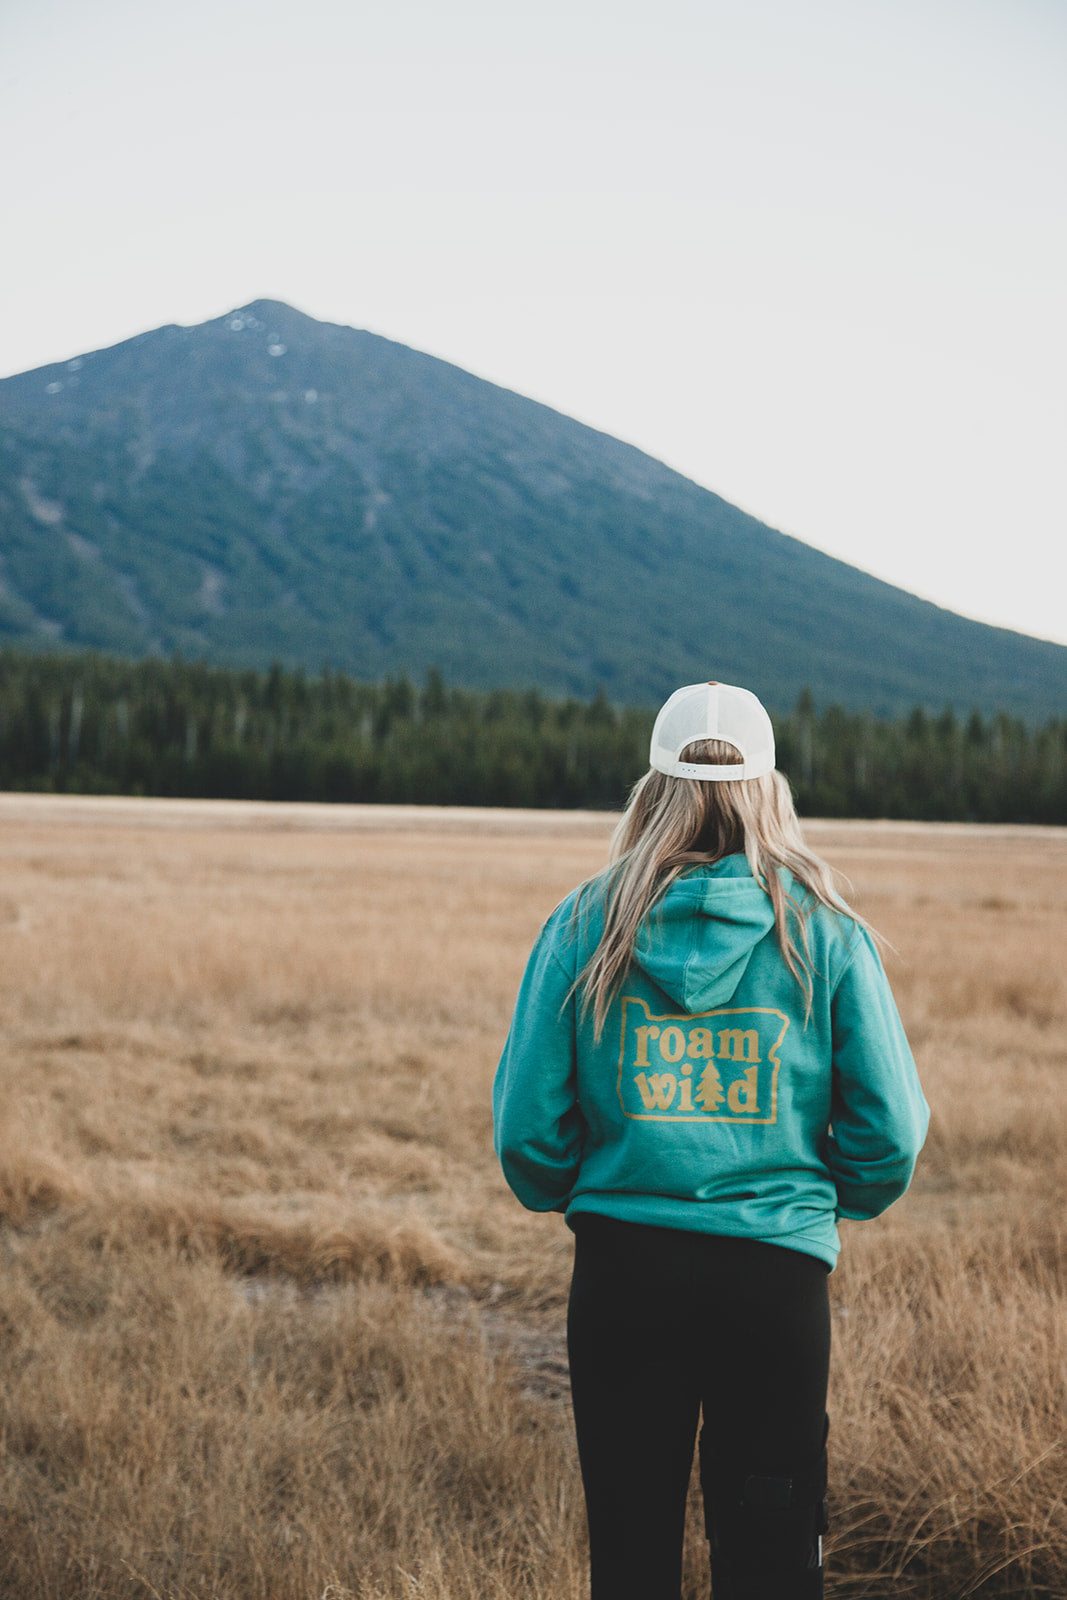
[493,920,584,1212]
[827,929,929,1221]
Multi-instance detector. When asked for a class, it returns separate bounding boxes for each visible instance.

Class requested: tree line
[0,651,1063,823]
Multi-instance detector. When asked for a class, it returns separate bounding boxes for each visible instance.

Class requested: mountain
[0,298,1064,717]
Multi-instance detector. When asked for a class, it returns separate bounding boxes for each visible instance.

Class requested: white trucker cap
[649,681,776,781]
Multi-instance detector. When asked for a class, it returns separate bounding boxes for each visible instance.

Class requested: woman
[493,681,928,1600]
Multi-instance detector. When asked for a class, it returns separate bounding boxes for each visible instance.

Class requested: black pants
[567,1214,831,1600]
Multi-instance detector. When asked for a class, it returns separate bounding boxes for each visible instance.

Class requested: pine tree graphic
[695,1061,725,1112]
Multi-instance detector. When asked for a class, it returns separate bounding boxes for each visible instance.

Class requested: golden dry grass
[0,794,1064,1598]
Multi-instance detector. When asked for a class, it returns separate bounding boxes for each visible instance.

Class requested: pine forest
[0,650,1063,824]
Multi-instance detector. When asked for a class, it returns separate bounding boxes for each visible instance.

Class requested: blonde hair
[577,739,870,1039]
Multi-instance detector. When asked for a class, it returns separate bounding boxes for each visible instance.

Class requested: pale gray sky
[3,0,1065,646]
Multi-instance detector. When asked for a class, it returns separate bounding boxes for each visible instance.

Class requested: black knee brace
[700,1417,829,1600]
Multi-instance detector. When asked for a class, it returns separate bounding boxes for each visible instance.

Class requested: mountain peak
[211,298,339,338]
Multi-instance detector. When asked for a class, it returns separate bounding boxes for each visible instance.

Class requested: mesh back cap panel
[649,682,775,781]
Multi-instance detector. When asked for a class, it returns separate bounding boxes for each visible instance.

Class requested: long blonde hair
[577,738,869,1039]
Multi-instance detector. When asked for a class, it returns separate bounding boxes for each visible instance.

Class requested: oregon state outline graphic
[617,996,790,1124]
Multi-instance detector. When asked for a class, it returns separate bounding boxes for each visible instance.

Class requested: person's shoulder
[810,904,887,998]
[539,869,611,951]
[783,870,868,963]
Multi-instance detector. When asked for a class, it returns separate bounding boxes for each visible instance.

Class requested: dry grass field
[0,794,1064,1600]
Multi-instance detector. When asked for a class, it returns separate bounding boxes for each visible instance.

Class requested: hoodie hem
[564,1194,840,1269]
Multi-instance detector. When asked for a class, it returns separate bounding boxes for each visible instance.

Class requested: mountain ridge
[1,298,1064,718]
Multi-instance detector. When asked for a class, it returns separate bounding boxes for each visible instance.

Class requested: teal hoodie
[493,855,929,1268]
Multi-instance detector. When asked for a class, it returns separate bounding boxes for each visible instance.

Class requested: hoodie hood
[632,855,777,1013]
